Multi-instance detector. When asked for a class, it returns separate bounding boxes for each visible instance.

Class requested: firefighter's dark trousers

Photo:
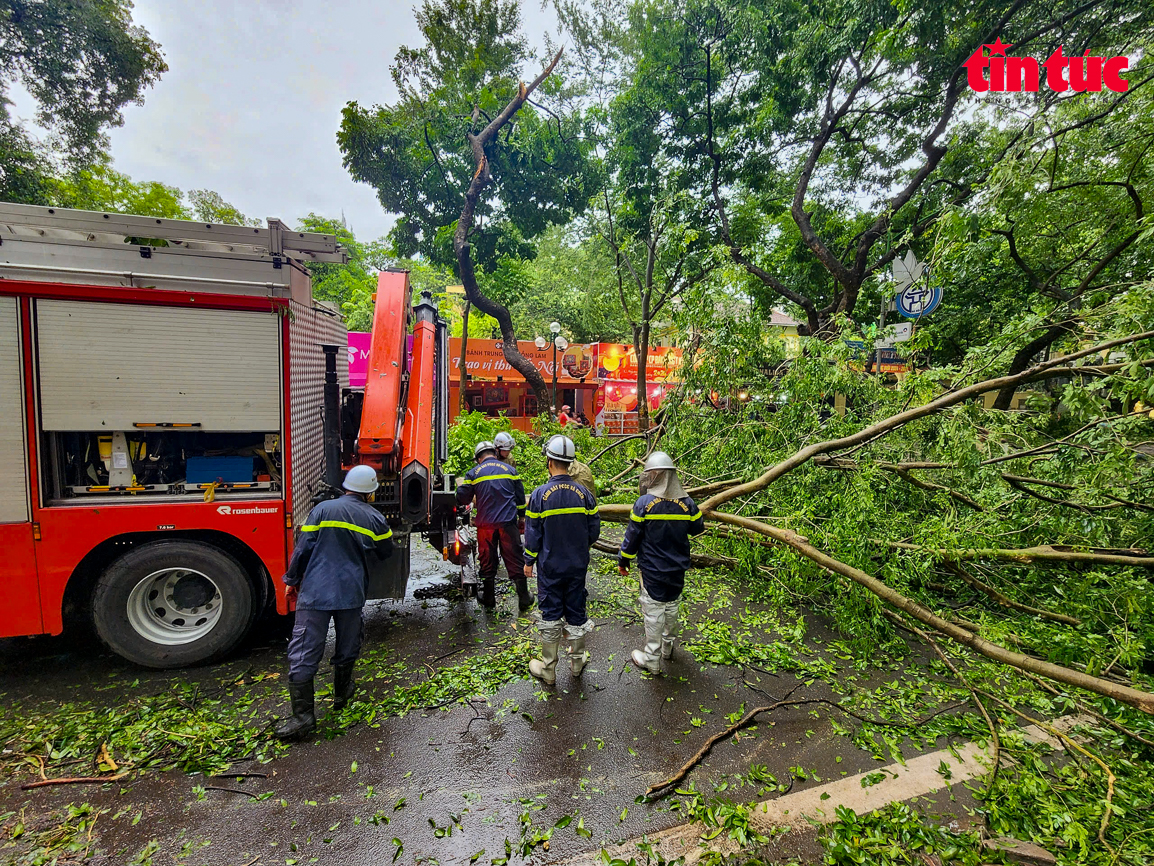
[477,521,524,582]
[537,569,589,627]
[287,608,364,683]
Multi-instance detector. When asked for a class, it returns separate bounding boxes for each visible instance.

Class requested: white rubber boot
[631,588,664,674]
[568,635,589,676]
[662,599,680,660]
[529,620,563,685]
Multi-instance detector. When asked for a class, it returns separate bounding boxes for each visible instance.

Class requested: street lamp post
[535,322,568,413]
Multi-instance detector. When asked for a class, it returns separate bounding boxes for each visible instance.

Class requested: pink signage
[348,332,413,388]
[348,332,371,388]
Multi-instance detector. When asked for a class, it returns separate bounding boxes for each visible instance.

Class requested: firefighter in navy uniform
[523,435,600,685]
[618,452,705,674]
[456,441,535,611]
[275,464,393,740]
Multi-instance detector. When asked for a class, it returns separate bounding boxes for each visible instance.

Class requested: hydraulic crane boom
[400,293,438,523]
[338,267,453,601]
[352,268,448,523]
[357,269,412,465]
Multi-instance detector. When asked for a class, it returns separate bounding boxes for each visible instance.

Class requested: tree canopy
[0,0,166,164]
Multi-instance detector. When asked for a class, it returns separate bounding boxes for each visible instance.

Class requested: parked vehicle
[0,203,455,668]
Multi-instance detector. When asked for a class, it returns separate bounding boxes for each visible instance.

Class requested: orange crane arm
[399,295,438,521]
[357,270,412,463]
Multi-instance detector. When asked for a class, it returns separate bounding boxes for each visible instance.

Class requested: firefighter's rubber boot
[479,576,497,609]
[274,680,316,740]
[661,601,680,660]
[568,635,589,677]
[513,577,535,613]
[631,595,664,674]
[332,662,356,711]
[529,636,561,685]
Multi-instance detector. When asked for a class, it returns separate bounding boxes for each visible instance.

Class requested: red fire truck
[0,203,454,668]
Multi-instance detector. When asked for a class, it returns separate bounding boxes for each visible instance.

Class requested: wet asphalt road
[0,543,977,865]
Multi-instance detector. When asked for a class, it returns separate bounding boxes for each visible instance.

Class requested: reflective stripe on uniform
[619,550,637,559]
[300,520,393,541]
[526,506,599,519]
[636,512,698,521]
[473,473,521,482]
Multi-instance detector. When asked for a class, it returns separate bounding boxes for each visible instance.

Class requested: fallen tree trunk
[594,494,1154,712]
[883,540,1154,568]
[704,511,1154,715]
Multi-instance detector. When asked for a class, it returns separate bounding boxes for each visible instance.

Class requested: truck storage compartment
[44,430,281,500]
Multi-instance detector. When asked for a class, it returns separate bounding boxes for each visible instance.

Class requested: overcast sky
[12,0,562,241]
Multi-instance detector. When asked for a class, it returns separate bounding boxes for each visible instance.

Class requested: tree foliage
[0,0,166,163]
[338,0,603,403]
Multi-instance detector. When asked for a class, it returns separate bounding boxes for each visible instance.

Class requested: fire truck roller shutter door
[35,300,281,431]
[0,297,28,523]
[92,539,258,669]
[0,296,42,638]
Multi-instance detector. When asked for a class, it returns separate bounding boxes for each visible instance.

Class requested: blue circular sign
[896,281,942,319]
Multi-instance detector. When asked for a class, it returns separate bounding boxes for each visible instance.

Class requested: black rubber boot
[479,576,497,608]
[333,662,356,711]
[513,577,535,613]
[274,679,316,741]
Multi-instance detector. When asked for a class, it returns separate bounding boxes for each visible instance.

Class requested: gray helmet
[494,431,515,451]
[474,440,496,459]
[343,464,379,493]
[544,434,575,463]
[644,451,677,472]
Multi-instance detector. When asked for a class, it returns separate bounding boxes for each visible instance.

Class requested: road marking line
[565,714,1092,866]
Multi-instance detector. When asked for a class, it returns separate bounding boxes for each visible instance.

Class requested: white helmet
[494,431,515,451]
[474,440,496,459]
[544,434,575,463]
[644,451,677,472]
[343,464,379,494]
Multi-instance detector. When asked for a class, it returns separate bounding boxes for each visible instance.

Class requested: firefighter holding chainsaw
[456,441,535,611]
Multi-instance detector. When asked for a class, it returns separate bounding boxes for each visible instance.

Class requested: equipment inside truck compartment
[44,430,281,500]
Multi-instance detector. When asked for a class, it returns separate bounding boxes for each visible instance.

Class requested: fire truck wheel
[93,540,256,669]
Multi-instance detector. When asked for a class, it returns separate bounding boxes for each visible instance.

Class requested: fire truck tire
[92,540,257,669]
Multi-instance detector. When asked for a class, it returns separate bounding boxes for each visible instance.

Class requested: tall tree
[621,0,1153,337]
[338,0,601,408]
[0,0,166,164]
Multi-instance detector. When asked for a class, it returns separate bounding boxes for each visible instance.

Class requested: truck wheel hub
[126,568,224,645]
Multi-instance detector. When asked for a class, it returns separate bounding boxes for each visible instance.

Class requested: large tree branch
[453,50,563,406]
[708,512,1154,714]
[791,62,869,293]
[884,540,1154,568]
[700,329,1154,510]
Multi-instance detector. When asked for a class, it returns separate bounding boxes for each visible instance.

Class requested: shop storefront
[593,343,683,434]
[347,334,683,434]
[446,338,599,431]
